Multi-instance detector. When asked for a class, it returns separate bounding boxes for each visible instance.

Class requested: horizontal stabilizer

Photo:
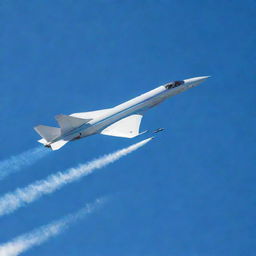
[34,125,61,142]
[50,140,69,150]
[38,138,47,145]
[100,114,143,138]
[55,114,92,133]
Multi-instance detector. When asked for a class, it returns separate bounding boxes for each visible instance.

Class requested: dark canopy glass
[165,80,184,89]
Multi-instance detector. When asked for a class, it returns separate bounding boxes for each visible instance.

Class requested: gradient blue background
[0,0,255,255]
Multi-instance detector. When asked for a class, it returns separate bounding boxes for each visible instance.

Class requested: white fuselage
[52,76,208,144]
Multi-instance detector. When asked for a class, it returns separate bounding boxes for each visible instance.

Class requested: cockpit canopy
[165,80,184,89]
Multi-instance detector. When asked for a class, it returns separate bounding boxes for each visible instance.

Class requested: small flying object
[153,128,165,133]
[34,76,209,150]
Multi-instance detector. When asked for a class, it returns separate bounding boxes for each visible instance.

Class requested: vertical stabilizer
[55,114,92,133]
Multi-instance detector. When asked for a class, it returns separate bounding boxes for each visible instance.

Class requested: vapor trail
[0,138,152,217]
[0,147,49,181]
[0,198,105,256]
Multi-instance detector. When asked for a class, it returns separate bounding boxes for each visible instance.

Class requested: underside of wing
[100,114,144,138]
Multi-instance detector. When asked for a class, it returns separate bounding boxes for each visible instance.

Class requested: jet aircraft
[34,76,209,150]
[153,128,165,133]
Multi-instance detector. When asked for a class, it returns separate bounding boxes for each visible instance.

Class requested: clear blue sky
[0,0,255,255]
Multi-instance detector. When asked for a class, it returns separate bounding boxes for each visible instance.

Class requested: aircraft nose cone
[196,76,211,82]
[183,76,210,87]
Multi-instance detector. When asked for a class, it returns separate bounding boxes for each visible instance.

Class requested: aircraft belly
[92,95,166,133]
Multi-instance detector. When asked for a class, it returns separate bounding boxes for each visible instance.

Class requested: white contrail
[0,138,152,217]
[0,198,105,256]
[0,147,49,181]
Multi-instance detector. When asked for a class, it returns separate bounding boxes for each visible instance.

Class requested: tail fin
[55,114,92,134]
[36,133,68,150]
[34,125,61,142]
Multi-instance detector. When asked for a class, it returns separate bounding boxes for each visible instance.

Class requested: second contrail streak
[0,138,152,217]
[0,198,105,256]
